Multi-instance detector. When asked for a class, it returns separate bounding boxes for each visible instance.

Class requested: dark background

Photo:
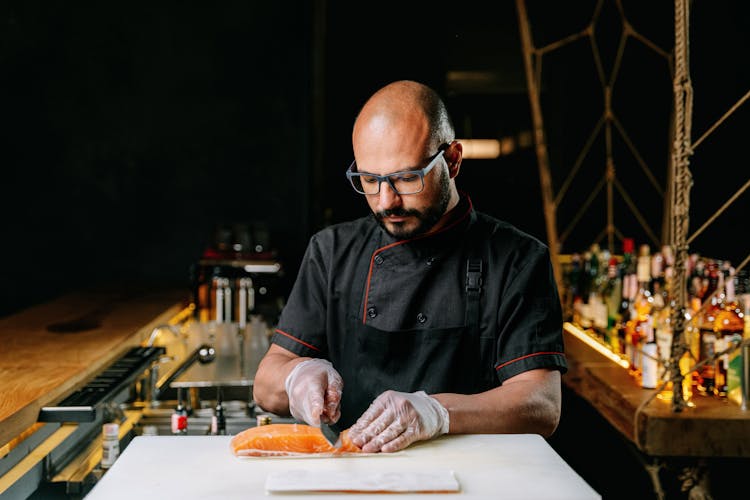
[2,1,748,318]
[2,2,748,498]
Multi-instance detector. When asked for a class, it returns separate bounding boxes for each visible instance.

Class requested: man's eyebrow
[391,165,423,173]
[357,152,436,175]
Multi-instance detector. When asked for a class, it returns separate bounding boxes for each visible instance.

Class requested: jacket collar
[375,192,475,251]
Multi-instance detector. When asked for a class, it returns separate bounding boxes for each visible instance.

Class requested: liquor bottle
[653,300,672,393]
[641,337,658,389]
[172,388,188,435]
[629,244,653,377]
[738,269,750,338]
[684,295,703,398]
[576,251,595,329]
[604,256,623,352]
[688,255,705,303]
[568,253,583,324]
[647,250,670,387]
[650,249,667,311]
[580,251,593,306]
[661,245,675,294]
[696,262,721,396]
[211,387,227,435]
[618,238,637,358]
[568,253,582,303]
[639,245,658,390]
[588,245,602,296]
[588,246,609,333]
[635,244,652,300]
[713,265,744,398]
[727,269,749,404]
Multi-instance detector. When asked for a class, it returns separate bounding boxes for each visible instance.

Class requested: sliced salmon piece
[230,423,362,457]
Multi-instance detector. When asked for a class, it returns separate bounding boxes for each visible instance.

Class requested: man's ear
[446,141,462,179]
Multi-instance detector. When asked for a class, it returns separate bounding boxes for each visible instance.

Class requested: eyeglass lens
[350,171,424,195]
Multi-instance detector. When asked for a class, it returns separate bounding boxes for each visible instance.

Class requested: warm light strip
[458,139,501,159]
[0,425,78,494]
[244,263,282,273]
[52,410,142,484]
[563,322,630,369]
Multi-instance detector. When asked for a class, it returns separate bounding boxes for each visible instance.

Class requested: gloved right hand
[284,358,343,426]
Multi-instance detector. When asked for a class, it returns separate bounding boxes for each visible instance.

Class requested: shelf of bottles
[561,238,750,408]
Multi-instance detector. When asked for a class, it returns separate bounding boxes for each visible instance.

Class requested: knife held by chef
[320,422,342,447]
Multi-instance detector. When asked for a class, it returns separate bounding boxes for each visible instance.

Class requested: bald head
[353,81,455,157]
[349,81,462,239]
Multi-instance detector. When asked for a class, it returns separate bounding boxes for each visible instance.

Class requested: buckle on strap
[466,259,483,292]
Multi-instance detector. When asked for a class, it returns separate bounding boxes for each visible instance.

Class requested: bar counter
[562,322,750,458]
[0,288,188,451]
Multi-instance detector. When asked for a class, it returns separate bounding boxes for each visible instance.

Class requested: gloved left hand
[348,390,449,453]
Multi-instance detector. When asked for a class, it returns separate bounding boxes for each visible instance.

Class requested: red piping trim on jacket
[494,351,565,371]
[361,198,474,324]
[274,328,321,352]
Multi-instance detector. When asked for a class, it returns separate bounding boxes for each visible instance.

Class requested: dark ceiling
[1,1,748,316]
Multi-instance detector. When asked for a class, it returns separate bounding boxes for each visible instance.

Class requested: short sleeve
[493,243,568,382]
[271,233,329,358]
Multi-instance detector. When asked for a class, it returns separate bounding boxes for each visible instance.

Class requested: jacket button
[374,255,384,265]
[417,313,427,323]
[367,307,378,318]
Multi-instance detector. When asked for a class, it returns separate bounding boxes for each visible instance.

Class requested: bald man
[253,80,567,453]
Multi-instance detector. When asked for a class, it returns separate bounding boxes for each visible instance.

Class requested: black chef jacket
[272,194,567,429]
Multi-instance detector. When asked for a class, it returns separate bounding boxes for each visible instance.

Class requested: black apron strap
[465,222,484,335]
[465,258,482,334]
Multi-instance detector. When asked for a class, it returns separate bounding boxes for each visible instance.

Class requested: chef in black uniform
[253,80,567,453]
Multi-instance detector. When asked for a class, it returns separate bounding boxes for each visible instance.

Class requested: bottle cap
[103,423,120,438]
[256,414,272,426]
[142,425,158,436]
[622,238,634,254]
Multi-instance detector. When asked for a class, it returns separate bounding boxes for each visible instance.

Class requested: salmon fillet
[230,423,362,457]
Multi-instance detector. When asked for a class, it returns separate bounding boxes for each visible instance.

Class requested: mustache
[375,208,422,219]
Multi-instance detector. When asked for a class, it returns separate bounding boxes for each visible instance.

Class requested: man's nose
[378,181,401,210]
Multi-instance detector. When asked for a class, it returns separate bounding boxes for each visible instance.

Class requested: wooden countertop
[562,323,750,457]
[0,288,189,448]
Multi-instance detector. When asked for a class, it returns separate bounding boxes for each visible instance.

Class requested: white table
[85,434,600,499]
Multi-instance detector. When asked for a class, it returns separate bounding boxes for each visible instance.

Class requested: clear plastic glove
[348,390,449,453]
[284,358,343,426]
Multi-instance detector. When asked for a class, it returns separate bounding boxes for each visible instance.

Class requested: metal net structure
[515,0,750,415]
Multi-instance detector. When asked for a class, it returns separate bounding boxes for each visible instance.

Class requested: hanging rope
[665,0,694,413]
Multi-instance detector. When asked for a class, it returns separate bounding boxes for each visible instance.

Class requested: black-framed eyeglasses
[346,145,448,195]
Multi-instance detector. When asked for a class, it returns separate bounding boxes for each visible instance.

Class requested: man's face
[360,150,452,240]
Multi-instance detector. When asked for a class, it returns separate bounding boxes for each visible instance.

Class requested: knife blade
[320,423,341,447]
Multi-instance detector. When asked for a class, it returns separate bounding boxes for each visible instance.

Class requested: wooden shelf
[563,322,750,457]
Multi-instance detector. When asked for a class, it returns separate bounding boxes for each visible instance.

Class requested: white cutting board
[265,469,460,493]
[85,434,600,499]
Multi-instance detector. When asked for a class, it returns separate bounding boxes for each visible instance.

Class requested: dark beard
[373,168,452,240]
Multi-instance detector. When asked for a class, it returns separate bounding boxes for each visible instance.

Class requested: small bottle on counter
[172,388,188,435]
[101,423,120,469]
[211,387,226,435]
